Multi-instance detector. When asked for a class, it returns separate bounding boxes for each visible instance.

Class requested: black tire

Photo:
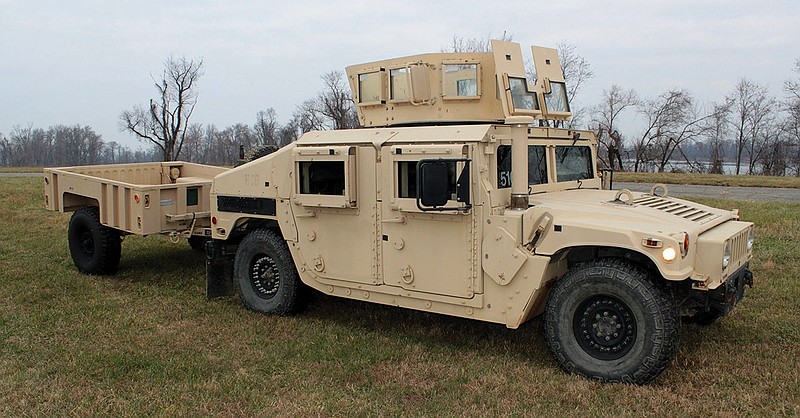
[187,236,209,252]
[234,229,304,315]
[544,258,680,384]
[235,144,279,167]
[67,206,121,275]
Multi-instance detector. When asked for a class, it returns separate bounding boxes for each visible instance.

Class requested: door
[380,144,477,298]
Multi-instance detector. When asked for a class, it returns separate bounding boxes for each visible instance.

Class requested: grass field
[1,177,799,416]
[614,171,800,188]
[0,167,43,173]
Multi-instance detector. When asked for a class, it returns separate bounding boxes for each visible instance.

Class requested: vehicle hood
[527,188,736,235]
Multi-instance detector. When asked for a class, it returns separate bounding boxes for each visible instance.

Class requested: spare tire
[235,144,279,167]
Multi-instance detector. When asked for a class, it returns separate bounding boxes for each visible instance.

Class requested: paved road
[614,182,800,203]
[1,172,798,202]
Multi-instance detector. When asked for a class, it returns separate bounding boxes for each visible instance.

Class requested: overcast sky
[1,0,798,149]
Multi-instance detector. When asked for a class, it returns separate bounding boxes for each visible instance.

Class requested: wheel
[235,144,279,167]
[234,229,304,315]
[188,236,208,252]
[67,206,121,275]
[544,258,680,384]
[687,309,722,326]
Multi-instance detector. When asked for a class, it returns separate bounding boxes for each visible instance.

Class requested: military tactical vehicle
[44,41,754,384]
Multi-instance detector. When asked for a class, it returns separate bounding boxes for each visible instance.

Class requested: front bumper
[708,263,753,315]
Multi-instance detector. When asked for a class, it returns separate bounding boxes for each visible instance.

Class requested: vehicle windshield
[555,146,593,182]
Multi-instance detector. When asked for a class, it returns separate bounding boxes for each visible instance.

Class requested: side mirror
[418,161,449,207]
[416,159,471,212]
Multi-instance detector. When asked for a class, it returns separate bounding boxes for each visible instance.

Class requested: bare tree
[557,42,594,104]
[784,58,800,175]
[120,56,204,161]
[703,100,733,174]
[254,108,279,146]
[727,78,777,175]
[631,90,715,173]
[443,32,513,53]
[293,71,359,133]
[591,85,638,170]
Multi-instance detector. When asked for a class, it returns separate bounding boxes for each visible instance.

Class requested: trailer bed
[44,162,228,236]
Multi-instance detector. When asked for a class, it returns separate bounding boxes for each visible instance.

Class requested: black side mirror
[418,160,449,207]
[416,159,471,212]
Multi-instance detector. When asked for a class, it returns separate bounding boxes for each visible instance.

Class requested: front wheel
[544,258,680,384]
[67,206,121,275]
[234,229,304,315]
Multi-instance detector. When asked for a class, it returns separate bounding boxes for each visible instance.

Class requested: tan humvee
[45,41,754,385]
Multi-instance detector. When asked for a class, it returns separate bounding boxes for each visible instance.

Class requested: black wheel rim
[250,254,280,300]
[573,295,637,360]
[77,227,95,258]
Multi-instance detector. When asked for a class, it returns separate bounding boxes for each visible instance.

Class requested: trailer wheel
[544,258,679,384]
[234,229,304,315]
[68,206,121,275]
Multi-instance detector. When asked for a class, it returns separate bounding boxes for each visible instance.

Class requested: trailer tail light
[134,194,140,203]
[211,216,217,225]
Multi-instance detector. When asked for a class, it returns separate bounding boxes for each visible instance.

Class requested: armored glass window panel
[298,161,346,195]
[390,68,409,101]
[186,187,199,206]
[497,145,512,189]
[509,77,538,111]
[496,145,547,187]
[397,161,418,198]
[528,145,548,185]
[358,72,382,104]
[555,146,593,182]
[442,63,479,97]
[545,81,570,113]
[398,160,457,199]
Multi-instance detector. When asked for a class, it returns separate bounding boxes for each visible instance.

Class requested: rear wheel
[67,206,121,275]
[544,258,680,384]
[234,229,304,315]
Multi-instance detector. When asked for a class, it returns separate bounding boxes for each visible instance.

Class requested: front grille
[633,196,721,224]
[729,227,750,265]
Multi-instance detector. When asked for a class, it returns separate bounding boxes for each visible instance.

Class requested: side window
[390,68,409,101]
[298,161,345,195]
[398,161,457,199]
[508,77,539,112]
[357,71,384,105]
[544,81,570,113]
[528,145,548,185]
[495,145,548,188]
[442,63,479,99]
[397,161,417,198]
[293,146,357,208]
[497,145,512,189]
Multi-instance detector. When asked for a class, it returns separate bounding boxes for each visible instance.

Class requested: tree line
[2,38,799,177]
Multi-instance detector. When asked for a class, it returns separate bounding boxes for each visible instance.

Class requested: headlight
[722,241,731,269]
[662,247,677,262]
[747,228,755,252]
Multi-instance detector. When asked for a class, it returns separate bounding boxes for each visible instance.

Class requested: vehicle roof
[295,124,494,147]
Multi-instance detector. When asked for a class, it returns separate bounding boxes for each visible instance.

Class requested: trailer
[44,161,228,273]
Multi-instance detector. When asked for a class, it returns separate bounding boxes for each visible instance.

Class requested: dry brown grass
[1,178,798,416]
[615,171,800,188]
